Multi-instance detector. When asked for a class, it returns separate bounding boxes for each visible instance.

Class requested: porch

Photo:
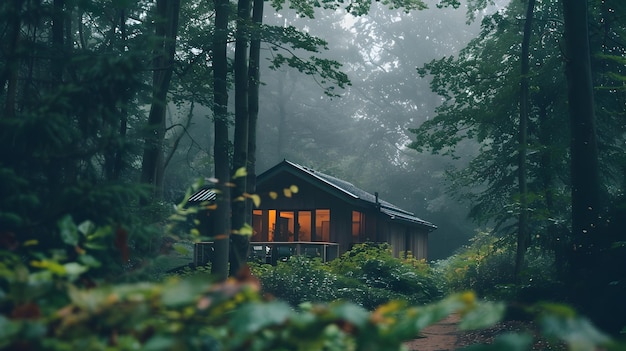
[193,241,340,267]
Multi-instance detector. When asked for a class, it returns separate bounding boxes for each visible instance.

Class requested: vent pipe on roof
[374,192,381,242]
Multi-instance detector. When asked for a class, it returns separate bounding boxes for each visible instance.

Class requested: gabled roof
[257,160,436,231]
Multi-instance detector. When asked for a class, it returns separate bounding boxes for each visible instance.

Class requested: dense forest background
[2,0,626,344]
[161,0,488,260]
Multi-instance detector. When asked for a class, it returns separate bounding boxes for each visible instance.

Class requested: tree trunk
[514,0,535,283]
[230,0,253,277]
[561,0,601,304]
[537,101,564,274]
[211,0,231,281]
[246,0,264,227]
[51,0,65,83]
[140,0,180,200]
[105,8,129,181]
[114,8,129,181]
[561,2,600,254]
[2,0,22,119]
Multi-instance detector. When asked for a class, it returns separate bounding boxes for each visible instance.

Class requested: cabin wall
[384,221,406,257]
[256,173,357,252]
[255,170,431,260]
[331,205,352,253]
[362,208,380,243]
[375,220,429,260]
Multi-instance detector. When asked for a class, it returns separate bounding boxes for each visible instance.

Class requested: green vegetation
[434,232,562,303]
[251,243,443,309]
[2,222,622,350]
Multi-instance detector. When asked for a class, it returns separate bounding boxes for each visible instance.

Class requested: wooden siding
[254,162,434,260]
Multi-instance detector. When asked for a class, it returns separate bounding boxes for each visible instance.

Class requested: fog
[160,0,497,259]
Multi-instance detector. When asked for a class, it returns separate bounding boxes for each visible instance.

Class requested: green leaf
[458,301,506,330]
[329,302,369,328]
[77,220,95,236]
[168,213,188,222]
[86,225,111,241]
[21,320,47,340]
[237,223,254,236]
[0,316,20,344]
[142,335,176,351]
[173,244,190,255]
[64,262,88,277]
[78,254,101,268]
[58,215,79,246]
[161,277,207,307]
[539,315,610,351]
[230,301,292,335]
[233,167,247,179]
[84,242,107,250]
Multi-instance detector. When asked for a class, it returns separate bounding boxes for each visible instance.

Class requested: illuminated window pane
[252,210,263,241]
[352,211,362,240]
[268,210,276,241]
[277,211,295,242]
[298,211,312,241]
[315,209,330,242]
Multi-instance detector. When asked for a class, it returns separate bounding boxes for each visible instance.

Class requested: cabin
[190,160,436,265]
[249,160,436,261]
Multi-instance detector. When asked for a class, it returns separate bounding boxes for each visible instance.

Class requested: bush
[328,243,443,306]
[250,256,340,305]
[251,243,443,310]
[435,232,563,302]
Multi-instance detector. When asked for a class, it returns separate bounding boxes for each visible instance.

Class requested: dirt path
[403,313,461,351]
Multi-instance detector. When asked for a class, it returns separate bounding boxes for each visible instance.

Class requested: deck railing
[193,241,340,267]
[249,241,340,264]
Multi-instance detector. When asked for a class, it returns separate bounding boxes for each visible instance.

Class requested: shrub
[250,256,340,305]
[328,243,443,306]
[251,243,443,310]
[436,232,563,302]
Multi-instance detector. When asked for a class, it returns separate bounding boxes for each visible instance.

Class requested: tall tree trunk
[514,0,535,283]
[537,101,564,274]
[2,0,22,119]
[114,8,129,181]
[245,0,263,227]
[230,0,253,276]
[105,7,128,181]
[51,0,65,84]
[164,102,194,171]
[211,0,231,281]
[140,0,180,200]
[561,0,601,302]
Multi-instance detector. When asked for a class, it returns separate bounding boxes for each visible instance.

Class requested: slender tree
[245,0,264,226]
[140,0,181,200]
[211,0,231,281]
[561,0,600,268]
[560,0,603,318]
[230,0,252,276]
[1,0,21,119]
[514,0,535,283]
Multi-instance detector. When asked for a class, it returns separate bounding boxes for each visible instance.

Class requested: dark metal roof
[188,188,216,202]
[259,160,437,231]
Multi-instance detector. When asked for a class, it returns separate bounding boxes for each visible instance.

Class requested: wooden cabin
[250,160,436,260]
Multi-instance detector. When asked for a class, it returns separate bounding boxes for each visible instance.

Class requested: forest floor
[403,313,461,351]
[403,313,562,351]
